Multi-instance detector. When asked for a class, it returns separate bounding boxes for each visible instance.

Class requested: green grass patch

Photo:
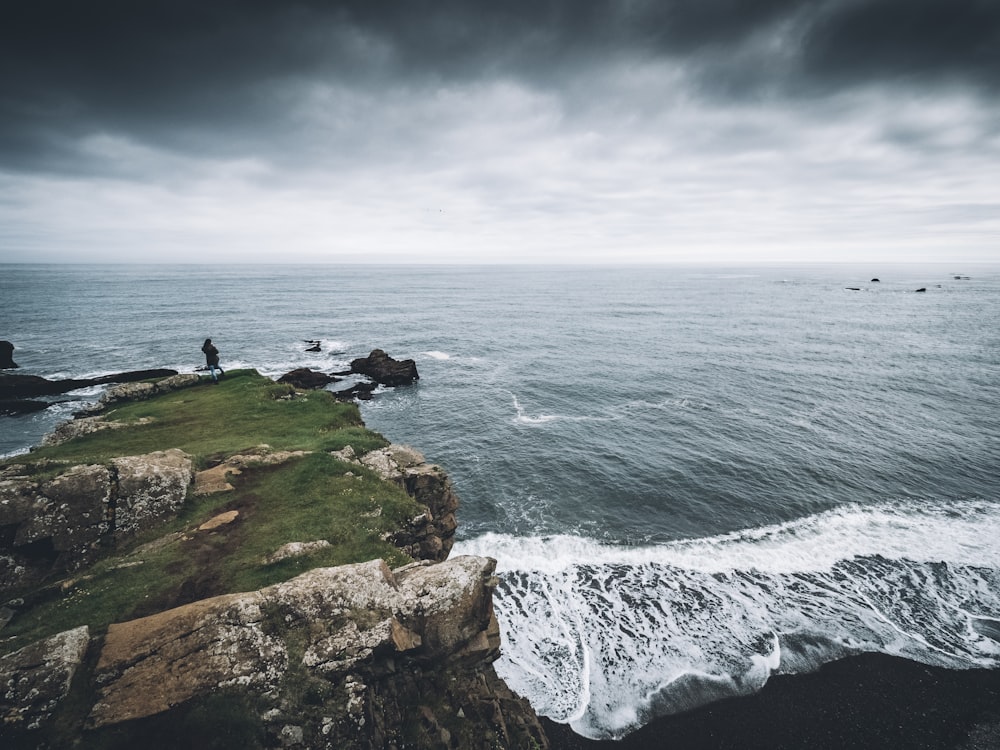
[0,371,423,656]
[10,370,387,467]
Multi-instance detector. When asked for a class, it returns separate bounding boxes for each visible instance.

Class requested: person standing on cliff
[201,338,224,383]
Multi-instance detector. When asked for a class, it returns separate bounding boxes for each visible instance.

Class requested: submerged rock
[0,399,47,416]
[332,381,377,401]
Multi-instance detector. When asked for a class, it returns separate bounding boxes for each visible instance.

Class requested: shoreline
[543,653,1000,749]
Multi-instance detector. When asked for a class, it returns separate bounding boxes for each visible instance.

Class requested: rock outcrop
[0,369,179,400]
[277,368,338,390]
[0,625,90,731]
[0,449,193,592]
[2,558,548,749]
[86,372,201,411]
[334,444,459,562]
[0,367,550,749]
[350,349,419,386]
[0,341,17,369]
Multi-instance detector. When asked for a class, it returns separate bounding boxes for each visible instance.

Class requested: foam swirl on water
[454,499,1000,740]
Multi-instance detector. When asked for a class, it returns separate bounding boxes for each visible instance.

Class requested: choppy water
[2,263,998,739]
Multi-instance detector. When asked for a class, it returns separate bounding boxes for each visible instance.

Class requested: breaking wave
[454,498,1000,740]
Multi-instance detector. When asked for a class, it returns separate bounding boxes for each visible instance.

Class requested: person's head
[204,338,212,346]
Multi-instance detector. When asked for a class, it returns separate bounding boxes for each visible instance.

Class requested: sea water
[2,263,998,739]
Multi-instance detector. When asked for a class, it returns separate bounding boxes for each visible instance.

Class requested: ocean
[2,263,999,741]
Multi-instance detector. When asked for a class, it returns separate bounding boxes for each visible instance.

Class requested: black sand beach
[544,654,1000,749]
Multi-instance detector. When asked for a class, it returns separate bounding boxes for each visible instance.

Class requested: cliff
[0,370,547,748]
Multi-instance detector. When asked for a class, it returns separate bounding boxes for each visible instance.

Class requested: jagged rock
[0,340,17,369]
[0,449,193,591]
[42,415,153,447]
[0,464,114,592]
[90,590,288,727]
[278,368,338,389]
[330,445,357,463]
[88,558,507,729]
[266,540,332,564]
[332,381,377,401]
[350,349,419,387]
[0,625,90,731]
[112,449,194,544]
[343,445,457,563]
[93,372,201,409]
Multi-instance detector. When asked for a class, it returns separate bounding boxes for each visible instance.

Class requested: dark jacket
[202,341,220,367]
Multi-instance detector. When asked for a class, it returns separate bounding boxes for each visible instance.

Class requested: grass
[0,370,423,655]
[18,369,388,467]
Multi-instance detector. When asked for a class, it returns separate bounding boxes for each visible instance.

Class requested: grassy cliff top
[1,370,424,654]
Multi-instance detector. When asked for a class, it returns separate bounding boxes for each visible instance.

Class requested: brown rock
[197,510,239,531]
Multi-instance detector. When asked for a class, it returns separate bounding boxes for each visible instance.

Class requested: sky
[1,0,998,264]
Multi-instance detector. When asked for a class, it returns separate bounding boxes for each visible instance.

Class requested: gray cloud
[1,1,997,262]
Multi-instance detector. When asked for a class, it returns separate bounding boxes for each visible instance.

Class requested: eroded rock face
[348,445,459,562]
[84,555,546,748]
[0,450,194,592]
[0,625,90,730]
[112,449,193,544]
[91,590,286,727]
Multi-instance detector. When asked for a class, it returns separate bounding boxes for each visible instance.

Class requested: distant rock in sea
[871,278,880,283]
[0,340,17,369]
[277,367,337,389]
[351,349,419,386]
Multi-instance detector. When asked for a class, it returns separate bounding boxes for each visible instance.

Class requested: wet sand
[544,654,1000,749]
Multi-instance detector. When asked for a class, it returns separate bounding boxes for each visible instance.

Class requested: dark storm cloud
[3,0,998,174]
[803,0,1000,90]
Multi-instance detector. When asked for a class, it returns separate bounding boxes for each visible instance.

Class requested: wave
[508,392,615,426]
[453,499,1000,740]
[423,350,451,360]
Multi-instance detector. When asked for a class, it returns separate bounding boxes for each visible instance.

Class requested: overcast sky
[1,0,998,263]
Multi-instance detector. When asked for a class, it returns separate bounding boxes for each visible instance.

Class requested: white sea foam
[453,499,1000,740]
[510,393,558,425]
[509,392,611,426]
[424,350,451,360]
